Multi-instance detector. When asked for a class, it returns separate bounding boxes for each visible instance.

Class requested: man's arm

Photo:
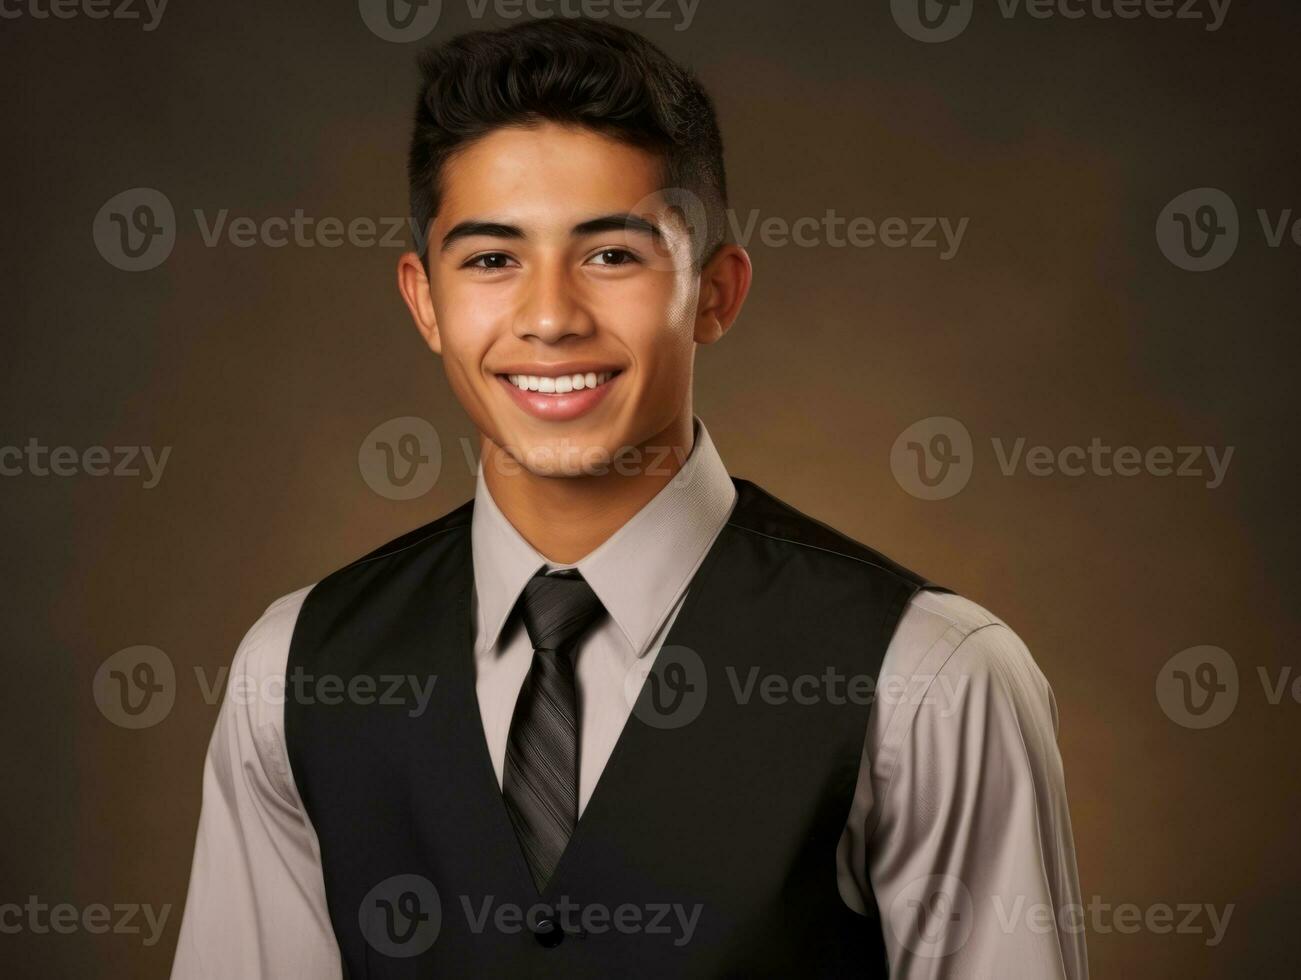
[171,588,341,980]
[844,591,1088,979]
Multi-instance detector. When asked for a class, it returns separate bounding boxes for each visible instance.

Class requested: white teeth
[505,370,618,393]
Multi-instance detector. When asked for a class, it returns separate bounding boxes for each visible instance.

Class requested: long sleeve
[171,587,341,980]
[840,590,1088,979]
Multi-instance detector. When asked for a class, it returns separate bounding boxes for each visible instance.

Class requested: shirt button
[533,916,564,948]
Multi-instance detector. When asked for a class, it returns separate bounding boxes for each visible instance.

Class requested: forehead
[437,122,665,225]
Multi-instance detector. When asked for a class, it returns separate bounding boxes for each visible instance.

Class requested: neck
[481,412,695,564]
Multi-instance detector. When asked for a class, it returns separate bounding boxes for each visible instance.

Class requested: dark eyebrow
[439,213,662,253]
[573,213,662,240]
[440,221,524,252]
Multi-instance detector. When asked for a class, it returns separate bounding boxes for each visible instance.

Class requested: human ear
[693,244,753,345]
[397,250,442,354]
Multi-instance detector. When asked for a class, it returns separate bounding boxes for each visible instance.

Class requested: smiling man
[398,114,739,559]
[172,18,1087,980]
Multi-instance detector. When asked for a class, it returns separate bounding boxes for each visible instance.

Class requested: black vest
[286,478,939,978]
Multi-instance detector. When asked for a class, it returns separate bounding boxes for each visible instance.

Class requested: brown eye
[466,252,514,270]
[590,248,638,267]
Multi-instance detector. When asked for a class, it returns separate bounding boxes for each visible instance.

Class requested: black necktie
[502,568,607,892]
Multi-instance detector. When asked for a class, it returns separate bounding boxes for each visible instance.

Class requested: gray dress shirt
[171,417,1088,979]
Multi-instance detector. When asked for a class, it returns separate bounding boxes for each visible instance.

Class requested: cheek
[619,316,695,410]
[598,269,698,356]
[431,284,499,376]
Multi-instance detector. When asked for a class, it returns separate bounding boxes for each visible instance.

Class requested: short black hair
[407,18,728,266]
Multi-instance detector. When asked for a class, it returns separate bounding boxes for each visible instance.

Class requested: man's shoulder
[888,590,1057,731]
[904,589,1005,639]
[304,497,475,596]
[727,477,940,591]
[337,497,475,572]
[237,499,475,669]
[228,584,314,689]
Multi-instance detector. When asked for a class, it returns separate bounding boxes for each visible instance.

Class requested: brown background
[2,1,1298,976]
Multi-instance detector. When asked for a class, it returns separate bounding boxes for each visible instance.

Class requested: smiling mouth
[497,370,622,394]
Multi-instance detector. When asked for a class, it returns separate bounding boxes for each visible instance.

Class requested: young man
[172,19,1086,979]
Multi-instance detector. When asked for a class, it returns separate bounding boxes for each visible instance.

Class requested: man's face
[416,122,706,477]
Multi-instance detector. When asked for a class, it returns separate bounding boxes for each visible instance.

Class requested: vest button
[533,916,564,948]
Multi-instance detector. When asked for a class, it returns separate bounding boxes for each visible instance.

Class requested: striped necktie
[502,568,607,892]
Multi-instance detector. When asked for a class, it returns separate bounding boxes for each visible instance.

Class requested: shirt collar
[471,416,736,658]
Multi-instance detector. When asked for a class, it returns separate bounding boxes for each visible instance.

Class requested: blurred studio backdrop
[2,1,1298,976]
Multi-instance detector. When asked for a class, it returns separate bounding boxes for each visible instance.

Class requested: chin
[490,428,623,479]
